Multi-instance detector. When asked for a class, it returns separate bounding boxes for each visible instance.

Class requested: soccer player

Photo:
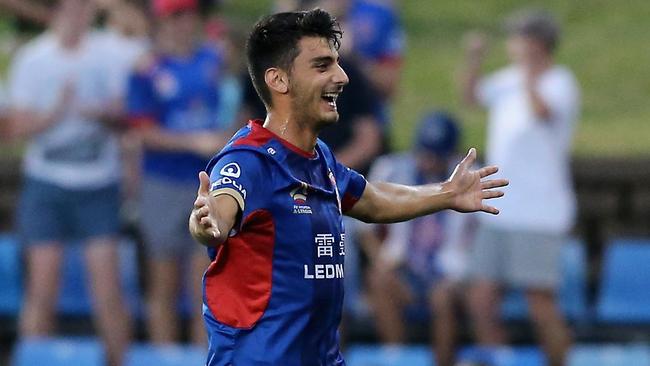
[189,9,508,365]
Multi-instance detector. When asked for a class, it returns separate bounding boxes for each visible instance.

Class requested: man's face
[158,10,200,47]
[57,0,96,36]
[506,34,548,67]
[287,36,349,128]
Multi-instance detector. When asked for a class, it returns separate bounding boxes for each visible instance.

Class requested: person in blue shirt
[126,0,230,345]
[189,9,508,365]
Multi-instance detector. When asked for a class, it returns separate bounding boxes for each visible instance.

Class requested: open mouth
[321,92,339,109]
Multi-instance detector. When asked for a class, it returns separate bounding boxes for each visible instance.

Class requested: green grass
[222,0,650,157]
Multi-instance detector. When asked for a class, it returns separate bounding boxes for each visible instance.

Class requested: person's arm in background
[459,32,488,107]
[7,83,72,140]
[347,148,508,223]
[525,67,551,121]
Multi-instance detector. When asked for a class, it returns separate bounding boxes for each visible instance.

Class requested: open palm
[447,148,509,214]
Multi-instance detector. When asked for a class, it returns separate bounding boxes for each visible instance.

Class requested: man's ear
[264,67,289,95]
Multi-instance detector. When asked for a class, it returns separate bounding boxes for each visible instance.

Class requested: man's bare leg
[466,280,507,345]
[146,257,181,343]
[19,242,63,337]
[85,237,132,366]
[367,267,411,344]
[430,281,457,366]
[527,289,572,366]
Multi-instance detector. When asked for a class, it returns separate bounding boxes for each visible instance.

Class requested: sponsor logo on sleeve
[210,162,246,199]
[220,162,241,178]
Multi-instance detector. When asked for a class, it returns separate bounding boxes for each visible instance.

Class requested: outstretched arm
[189,171,240,247]
[346,148,508,223]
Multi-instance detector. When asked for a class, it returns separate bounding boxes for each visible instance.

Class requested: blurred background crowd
[0,0,649,366]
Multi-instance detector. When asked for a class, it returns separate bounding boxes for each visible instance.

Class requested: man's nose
[333,63,349,86]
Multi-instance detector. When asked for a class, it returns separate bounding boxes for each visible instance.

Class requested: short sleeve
[207,150,271,219]
[333,159,367,213]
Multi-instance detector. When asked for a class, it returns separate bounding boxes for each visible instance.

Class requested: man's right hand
[189,171,222,246]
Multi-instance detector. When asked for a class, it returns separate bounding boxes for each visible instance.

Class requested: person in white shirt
[460,9,579,366]
[6,1,131,365]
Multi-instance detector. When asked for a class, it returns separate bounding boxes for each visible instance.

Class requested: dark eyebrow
[310,56,336,65]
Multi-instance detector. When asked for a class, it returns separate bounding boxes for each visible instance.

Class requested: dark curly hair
[246,9,342,108]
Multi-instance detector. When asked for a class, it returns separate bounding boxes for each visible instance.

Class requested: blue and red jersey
[203,120,366,365]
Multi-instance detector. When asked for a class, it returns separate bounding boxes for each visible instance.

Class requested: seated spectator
[359,112,477,366]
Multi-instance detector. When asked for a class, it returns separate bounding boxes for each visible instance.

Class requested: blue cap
[414,111,460,156]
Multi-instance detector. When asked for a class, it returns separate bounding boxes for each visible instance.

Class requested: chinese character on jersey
[315,234,335,258]
[339,234,345,256]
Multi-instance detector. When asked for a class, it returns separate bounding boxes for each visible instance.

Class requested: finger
[481,178,509,190]
[208,226,221,239]
[460,148,477,169]
[193,195,207,209]
[478,165,498,178]
[482,190,504,199]
[198,171,211,196]
[195,205,210,219]
[481,205,500,215]
[200,216,212,227]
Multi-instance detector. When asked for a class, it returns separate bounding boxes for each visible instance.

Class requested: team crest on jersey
[220,162,241,178]
[291,183,312,214]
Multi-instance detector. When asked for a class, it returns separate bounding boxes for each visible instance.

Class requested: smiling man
[189,9,508,365]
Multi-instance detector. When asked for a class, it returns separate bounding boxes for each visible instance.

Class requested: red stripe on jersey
[234,119,316,158]
[204,209,275,329]
[341,191,360,213]
[232,120,273,148]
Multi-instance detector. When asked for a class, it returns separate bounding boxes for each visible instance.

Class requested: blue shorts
[16,177,121,244]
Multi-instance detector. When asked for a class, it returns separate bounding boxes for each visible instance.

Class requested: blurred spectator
[359,112,476,366]
[126,0,230,346]
[6,1,132,365]
[460,9,580,366]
